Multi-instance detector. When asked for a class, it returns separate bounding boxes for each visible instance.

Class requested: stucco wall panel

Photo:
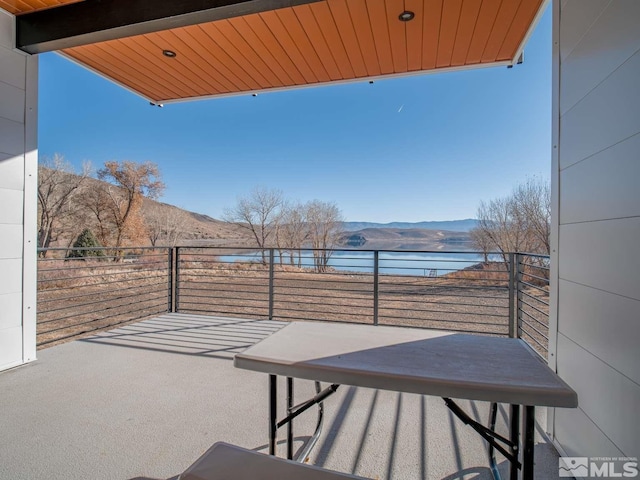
[559,49,640,169]
[0,292,21,330]
[0,326,23,370]
[554,0,640,460]
[0,188,23,224]
[559,0,609,61]
[559,218,640,301]
[0,117,25,156]
[557,334,640,455]
[0,258,22,295]
[0,8,11,48]
[0,80,25,123]
[560,0,640,114]
[0,9,37,369]
[0,48,25,87]
[0,154,25,190]
[558,280,640,386]
[0,224,22,259]
[560,133,640,224]
[555,404,624,459]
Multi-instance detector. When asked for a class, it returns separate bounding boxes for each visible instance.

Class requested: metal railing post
[268,248,275,320]
[516,253,524,338]
[167,247,174,313]
[373,250,379,326]
[174,247,180,313]
[508,253,516,338]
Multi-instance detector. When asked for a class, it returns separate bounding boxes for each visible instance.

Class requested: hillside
[139,197,249,245]
[40,167,476,250]
[343,219,478,232]
[339,228,472,250]
[39,169,251,248]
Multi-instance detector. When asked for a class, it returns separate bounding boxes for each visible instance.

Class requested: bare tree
[470,227,493,263]
[471,178,550,263]
[223,189,345,270]
[78,185,116,248]
[513,178,551,254]
[305,200,344,273]
[144,204,190,246]
[276,202,308,266]
[37,154,90,256]
[90,161,165,252]
[224,187,284,263]
[474,197,520,263]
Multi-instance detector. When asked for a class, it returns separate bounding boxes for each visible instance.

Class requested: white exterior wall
[551,0,640,460]
[0,9,37,371]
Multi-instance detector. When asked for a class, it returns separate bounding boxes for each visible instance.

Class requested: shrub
[67,229,105,259]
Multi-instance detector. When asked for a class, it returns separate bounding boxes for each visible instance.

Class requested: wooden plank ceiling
[12,0,545,103]
[0,0,80,14]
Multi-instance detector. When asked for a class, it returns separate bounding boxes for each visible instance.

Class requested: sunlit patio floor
[0,314,562,480]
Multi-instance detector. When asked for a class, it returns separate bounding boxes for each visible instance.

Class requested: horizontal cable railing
[37,246,550,358]
[378,251,510,335]
[176,248,271,320]
[516,253,550,358]
[272,250,374,325]
[175,248,515,337]
[37,247,170,346]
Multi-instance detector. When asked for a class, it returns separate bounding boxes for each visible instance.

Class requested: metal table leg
[522,406,535,480]
[444,398,520,480]
[510,404,520,480]
[287,377,294,460]
[267,375,339,461]
[488,403,500,480]
[269,374,277,456]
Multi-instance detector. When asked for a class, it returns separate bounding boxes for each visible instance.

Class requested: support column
[0,9,38,371]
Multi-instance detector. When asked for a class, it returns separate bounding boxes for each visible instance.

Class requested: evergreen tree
[67,229,104,258]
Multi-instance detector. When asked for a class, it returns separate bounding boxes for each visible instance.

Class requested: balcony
[0,247,560,479]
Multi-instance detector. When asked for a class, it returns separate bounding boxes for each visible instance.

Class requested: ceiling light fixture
[398,11,415,21]
[162,49,177,58]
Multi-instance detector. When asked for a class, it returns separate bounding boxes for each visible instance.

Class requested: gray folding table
[234,322,578,480]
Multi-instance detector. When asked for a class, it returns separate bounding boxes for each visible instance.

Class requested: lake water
[221,250,483,277]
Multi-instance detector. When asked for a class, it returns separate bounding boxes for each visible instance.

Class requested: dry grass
[177,261,513,334]
[37,253,169,347]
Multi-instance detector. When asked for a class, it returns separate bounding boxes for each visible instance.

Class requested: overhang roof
[0,0,81,15]
[9,0,546,104]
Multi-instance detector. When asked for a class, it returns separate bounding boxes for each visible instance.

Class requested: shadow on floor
[281,383,558,480]
[79,313,285,359]
[127,477,178,480]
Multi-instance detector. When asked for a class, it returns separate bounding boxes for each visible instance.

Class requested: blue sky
[38,7,551,223]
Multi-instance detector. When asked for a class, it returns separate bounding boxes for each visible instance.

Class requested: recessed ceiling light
[162,49,177,58]
[398,11,415,21]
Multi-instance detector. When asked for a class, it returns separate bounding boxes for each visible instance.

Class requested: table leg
[488,402,500,480]
[510,405,520,480]
[287,377,294,460]
[522,406,535,480]
[269,374,277,456]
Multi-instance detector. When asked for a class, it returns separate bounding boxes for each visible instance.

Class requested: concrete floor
[0,314,563,480]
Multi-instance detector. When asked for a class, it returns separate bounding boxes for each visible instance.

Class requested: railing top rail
[174,246,548,257]
[515,252,551,259]
[39,245,550,260]
[38,246,168,252]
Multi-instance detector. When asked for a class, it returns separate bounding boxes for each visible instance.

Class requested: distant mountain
[339,227,472,250]
[343,219,478,232]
